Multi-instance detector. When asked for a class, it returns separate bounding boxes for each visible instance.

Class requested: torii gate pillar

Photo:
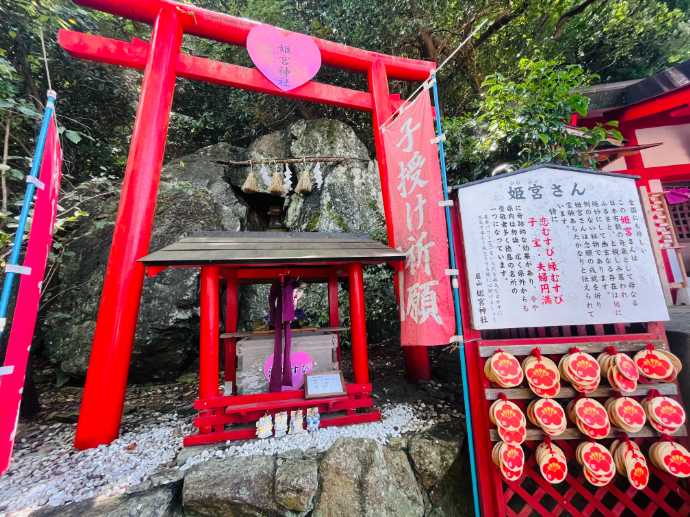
[62,0,436,449]
[74,6,183,448]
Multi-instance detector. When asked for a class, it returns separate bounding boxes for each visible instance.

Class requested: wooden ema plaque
[451,166,690,517]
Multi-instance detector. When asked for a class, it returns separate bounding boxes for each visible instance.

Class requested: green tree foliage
[446,58,623,179]
[0,0,145,193]
[0,0,688,188]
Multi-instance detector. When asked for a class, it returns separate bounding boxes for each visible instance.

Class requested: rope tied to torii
[216,156,368,166]
[379,19,489,131]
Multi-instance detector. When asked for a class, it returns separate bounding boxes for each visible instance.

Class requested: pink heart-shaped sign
[246,24,321,91]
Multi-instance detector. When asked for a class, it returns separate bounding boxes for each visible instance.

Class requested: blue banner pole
[430,74,481,517]
[0,90,57,335]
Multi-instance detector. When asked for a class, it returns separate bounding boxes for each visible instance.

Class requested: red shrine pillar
[223,271,239,391]
[74,6,183,449]
[199,267,220,400]
[621,124,650,186]
[368,60,431,381]
[348,263,369,384]
[328,272,341,362]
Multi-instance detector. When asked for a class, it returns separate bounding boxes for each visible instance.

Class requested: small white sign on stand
[457,165,669,330]
[304,371,346,399]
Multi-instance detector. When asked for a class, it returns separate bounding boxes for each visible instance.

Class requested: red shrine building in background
[577,59,690,302]
[579,59,690,186]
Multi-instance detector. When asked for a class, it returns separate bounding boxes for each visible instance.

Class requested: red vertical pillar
[328,272,341,362]
[621,123,650,186]
[347,263,369,384]
[368,60,431,381]
[74,6,183,449]
[368,60,396,246]
[223,271,238,390]
[200,266,220,400]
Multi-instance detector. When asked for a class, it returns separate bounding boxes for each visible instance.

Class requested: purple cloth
[268,278,296,392]
[281,281,295,386]
[269,281,282,392]
[666,188,690,205]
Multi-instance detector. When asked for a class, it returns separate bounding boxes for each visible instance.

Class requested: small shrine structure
[140,231,403,443]
[579,58,690,187]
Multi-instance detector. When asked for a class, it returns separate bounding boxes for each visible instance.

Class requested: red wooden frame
[450,189,690,516]
[61,0,438,449]
[578,82,690,188]
[184,262,379,445]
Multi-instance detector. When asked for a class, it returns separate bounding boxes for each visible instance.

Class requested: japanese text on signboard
[457,167,668,329]
[382,89,455,346]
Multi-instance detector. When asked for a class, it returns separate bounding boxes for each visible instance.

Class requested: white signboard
[304,371,346,399]
[457,166,669,330]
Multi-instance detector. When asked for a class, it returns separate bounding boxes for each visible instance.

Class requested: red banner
[382,88,455,346]
[0,117,62,474]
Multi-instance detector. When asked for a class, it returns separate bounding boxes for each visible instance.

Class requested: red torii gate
[59,0,437,449]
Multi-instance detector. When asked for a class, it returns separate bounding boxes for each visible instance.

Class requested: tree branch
[553,0,605,38]
[418,29,439,61]
[475,2,531,47]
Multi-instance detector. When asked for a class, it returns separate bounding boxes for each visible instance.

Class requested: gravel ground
[1,403,434,515]
[0,342,466,515]
[0,413,187,514]
[178,403,432,471]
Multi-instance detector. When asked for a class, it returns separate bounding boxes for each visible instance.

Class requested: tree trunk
[418,29,439,62]
[13,30,41,108]
[1,116,10,215]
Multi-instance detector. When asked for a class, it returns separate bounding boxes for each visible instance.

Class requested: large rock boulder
[161,142,247,231]
[224,118,385,238]
[408,435,467,517]
[182,456,281,516]
[313,438,424,517]
[283,119,385,236]
[232,119,394,337]
[274,456,319,513]
[25,433,467,516]
[32,482,181,517]
[42,143,244,382]
[41,120,394,382]
[408,436,460,490]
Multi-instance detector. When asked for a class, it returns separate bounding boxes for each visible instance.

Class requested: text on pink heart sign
[246,24,322,91]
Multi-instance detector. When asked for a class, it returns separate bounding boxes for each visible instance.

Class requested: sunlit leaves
[445,58,621,179]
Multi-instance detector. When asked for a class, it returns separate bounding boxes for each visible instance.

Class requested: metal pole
[0,90,56,335]
[74,6,183,449]
[430,73,482,517]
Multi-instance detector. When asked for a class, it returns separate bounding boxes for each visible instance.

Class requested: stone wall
[33,435,468,517]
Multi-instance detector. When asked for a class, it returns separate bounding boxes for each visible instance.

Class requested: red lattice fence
[451,189,690,516]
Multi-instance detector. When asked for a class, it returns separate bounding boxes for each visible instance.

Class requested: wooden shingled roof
[139,231,405,266]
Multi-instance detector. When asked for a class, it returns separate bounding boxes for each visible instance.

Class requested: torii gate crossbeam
[62,0,436,449]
